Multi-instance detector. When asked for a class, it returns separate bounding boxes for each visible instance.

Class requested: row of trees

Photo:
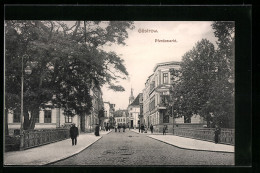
[5,21,134,134]
[168,21,235,128]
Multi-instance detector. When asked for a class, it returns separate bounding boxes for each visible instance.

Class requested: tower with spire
[129,87,135,104]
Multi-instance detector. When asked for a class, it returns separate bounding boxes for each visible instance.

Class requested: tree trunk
[28,108,39,130]
[5,108,9,136]
[80,114,85,132]
[23,107,30,130]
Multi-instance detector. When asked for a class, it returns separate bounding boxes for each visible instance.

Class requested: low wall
[20,128,70,150]
[174,128,235,145]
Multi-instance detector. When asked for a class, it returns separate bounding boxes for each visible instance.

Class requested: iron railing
[20,128,70,150]
[174,128,234,145]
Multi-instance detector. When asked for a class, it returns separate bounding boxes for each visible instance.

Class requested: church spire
[129,87,135,104]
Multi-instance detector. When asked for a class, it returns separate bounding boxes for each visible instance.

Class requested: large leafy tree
[170,39,216,126]
[5,20,134,131]
[169,21,235,128]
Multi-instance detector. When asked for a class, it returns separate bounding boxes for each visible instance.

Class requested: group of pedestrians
[114,124,126,132]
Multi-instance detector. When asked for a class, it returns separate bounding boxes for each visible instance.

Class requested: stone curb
[44,136,103,165]
[147,136,234,153]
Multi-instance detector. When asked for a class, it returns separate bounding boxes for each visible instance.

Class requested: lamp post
[20,55,32,149]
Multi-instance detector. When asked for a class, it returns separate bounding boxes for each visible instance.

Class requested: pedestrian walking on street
[150,124,154,134]
[115,124,117,132]
[70,124,79,146]
[163,125,167,135]
[141,124,144,133]
[214,125,221,144]
[123,124,126,132]
[118,125,121,132]
[95,124,100,136]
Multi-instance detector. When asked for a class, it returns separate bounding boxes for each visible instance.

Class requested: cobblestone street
[51,130,234,166]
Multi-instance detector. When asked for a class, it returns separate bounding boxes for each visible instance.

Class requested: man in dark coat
[70,124,79,146]
[214,125,221,144]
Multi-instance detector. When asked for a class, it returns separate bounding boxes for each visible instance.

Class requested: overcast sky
[100,21,218,110]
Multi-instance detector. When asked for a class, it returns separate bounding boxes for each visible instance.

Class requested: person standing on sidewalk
[95,124,100,136]
[70,124,79,146]
[214,125,221,144]
[150,124,153,134]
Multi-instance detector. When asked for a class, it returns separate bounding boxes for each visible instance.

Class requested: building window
[163,73,168,84]
[184,116,191,123]
[65,115,72,123]
[44,110,52,123]
[13,109,20,123]
[149,97,155,111]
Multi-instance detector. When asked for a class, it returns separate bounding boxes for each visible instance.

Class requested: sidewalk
[4,130,111,165]
[131,129,234,153]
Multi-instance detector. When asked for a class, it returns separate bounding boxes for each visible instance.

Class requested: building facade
[128,93,141,129]
[114,110,128,127]
[84,86,104,132]
[102,102,115,128]
[143,61,206,133]
[7,86,103,135]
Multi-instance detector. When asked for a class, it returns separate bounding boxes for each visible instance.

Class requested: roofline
[153,61,181,72]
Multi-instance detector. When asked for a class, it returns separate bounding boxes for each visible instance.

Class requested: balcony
[158,103,167,110]
[157,95,170,110]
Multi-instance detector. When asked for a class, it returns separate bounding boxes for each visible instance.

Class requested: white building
[128,93,141,129]
[143,61,206,133]
[114,110,128,127]
[7,86,103,135]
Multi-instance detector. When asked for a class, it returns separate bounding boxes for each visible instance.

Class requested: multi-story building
[84,86,103,132]
[7,86,103,135]
[114,109,128,127]
[102,102,115,128]
[109,103,115,117]
[139,93,144,125]
[128,93,141,129]
[143,61,206,133]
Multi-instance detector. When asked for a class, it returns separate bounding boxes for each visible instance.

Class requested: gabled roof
[114,110,128,117]
[129,93,140,107]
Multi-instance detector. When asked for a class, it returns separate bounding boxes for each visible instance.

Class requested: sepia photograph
[3,20,236,166]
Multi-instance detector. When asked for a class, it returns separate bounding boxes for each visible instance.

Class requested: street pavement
[51,129,234,166]
[131,129,234,153]
[4,131,111,165]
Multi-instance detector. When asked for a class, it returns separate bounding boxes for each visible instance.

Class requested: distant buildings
[102,101,115,128]
[128,91,141,129]
[114,109,128,127]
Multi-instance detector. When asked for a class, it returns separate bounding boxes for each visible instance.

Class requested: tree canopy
[169,21,234,128]
[5,20,134,130]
